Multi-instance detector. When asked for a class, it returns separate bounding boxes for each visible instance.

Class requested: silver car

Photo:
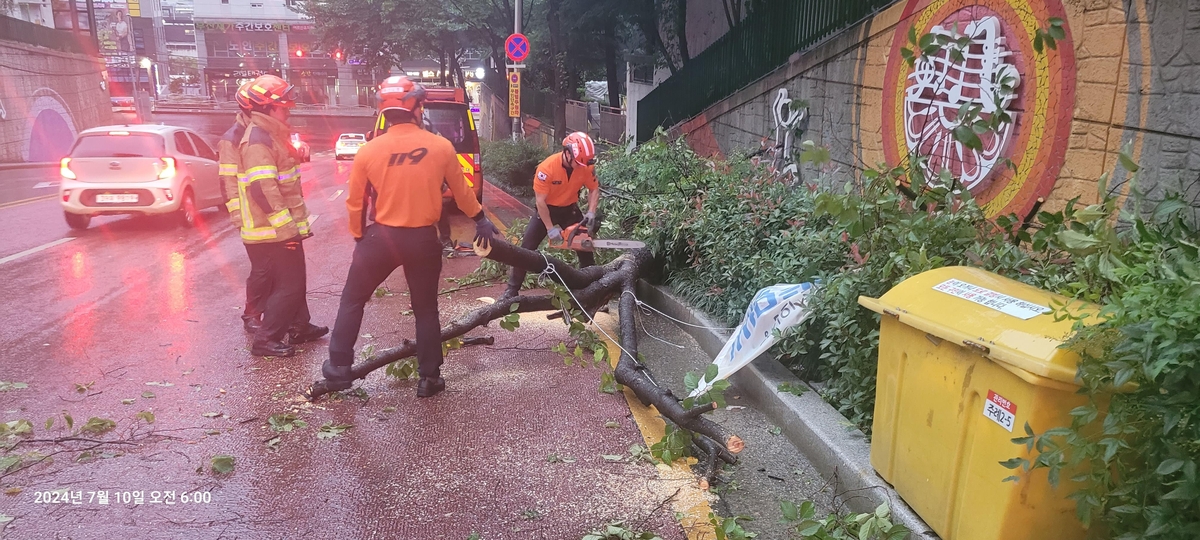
[59,125,224,230]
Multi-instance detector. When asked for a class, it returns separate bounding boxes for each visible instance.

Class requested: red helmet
[562,132,596,167]
[377,76,426,113]
[234,80,254,111]
[244,74,296,109]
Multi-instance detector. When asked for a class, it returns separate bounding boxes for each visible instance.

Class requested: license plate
[96,193,138,203]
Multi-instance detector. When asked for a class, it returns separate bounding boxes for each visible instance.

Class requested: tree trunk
[604,17,620,109]
[440,49,449,86]
[450,52,464,89]
[548,0,568,136]
[305,240,744,481]
[638,0,677,75]
[675,0,690,65]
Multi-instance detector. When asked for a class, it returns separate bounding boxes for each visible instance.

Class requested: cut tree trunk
[305,239,743,478]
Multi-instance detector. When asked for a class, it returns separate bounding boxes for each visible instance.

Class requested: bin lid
[858,266,1095,388]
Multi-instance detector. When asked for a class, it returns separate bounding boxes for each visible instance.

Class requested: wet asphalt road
[0,151,690,539]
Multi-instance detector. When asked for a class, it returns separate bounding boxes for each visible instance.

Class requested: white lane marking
[32,181,60,189]
[328,189,343,202]
[308,214,319,226]
[0,237,76,266]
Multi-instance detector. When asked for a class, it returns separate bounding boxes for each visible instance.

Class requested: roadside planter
[858,266,1094,540]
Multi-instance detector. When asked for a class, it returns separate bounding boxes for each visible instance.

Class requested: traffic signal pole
[512,0,522,141]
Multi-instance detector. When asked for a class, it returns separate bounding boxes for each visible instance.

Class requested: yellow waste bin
[858,266,1093,540]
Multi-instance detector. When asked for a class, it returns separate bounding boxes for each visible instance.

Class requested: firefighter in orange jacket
[500,131,601,299]
[235,74,327,357]
[322,76,499,396]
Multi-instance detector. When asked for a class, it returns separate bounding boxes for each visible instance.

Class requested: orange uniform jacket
[533,154,598,206]
[347,123,482,238]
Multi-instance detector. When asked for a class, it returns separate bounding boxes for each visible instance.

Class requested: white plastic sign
[689,283,816,397]
[932,279,1050,320]
[983,390,1017,432]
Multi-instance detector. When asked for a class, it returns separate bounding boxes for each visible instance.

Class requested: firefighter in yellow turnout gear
[233,74,326,357]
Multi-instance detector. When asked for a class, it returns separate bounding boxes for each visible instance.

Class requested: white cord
[620,290,738,332]
[639,314,686,349]
[539,252,654,385]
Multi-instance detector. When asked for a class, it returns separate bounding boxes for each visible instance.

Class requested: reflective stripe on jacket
[235,112,307,244]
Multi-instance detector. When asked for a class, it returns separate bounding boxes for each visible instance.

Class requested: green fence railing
[0,15,96,55]
[636,0,897,142]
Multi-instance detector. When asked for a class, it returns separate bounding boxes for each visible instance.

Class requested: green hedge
[600,133,1200,537]
[481,138,548,199]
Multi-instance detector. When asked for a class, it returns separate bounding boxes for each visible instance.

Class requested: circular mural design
[882,0,1076,218]
[22,90,78,163]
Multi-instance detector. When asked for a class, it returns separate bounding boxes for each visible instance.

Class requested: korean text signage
[508,72,521,118]
[194,22,314,33]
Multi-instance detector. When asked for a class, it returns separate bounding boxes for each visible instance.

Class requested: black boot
[242,315,262,333]
[322,360,355,391]
[287,323,329,345]
[251,339,295,357]
[416,377,445,398]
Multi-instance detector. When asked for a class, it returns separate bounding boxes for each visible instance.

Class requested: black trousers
[329,224,443,379]
[505,204,597,292]
[242,244,271,320]
[248,239,311,342]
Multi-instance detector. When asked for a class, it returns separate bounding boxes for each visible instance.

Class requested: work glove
[547,225,564,241]
[580,212,596,231]
[473,213,501,250]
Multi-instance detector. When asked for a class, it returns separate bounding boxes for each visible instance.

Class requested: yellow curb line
[484,207,507,234]
[0,194,56,210]
[597,316,717,540]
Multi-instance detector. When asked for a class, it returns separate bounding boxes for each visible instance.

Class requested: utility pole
[512,0,522,141]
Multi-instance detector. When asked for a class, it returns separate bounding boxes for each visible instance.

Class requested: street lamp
[140,58,155,99]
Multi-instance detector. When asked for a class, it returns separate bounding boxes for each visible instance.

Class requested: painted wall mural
[882,0,1075,218]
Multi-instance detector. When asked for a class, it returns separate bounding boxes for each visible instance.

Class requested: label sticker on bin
[932,279,1051,320]
[984,390,1017,432]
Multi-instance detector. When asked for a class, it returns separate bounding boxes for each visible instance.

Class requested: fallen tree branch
[305,238,744,479]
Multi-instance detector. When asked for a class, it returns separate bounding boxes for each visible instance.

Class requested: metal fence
[636,0,897,142]
[599,105,626,143]
[0,16,95,55]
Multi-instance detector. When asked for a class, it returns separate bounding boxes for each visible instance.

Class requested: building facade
[192,0,360,105]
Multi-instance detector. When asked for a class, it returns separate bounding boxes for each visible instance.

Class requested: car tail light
[473,153,480,168]
[158,157,177,179]
[164,188,174,201]
[62,190,71,202]
[60,158,77,179]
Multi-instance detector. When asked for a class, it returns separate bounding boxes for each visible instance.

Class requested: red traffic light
[295,49,304,57]
[334,50,343,60]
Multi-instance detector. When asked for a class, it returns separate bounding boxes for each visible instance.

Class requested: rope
[538,252,655,386]
[620,290,737,332]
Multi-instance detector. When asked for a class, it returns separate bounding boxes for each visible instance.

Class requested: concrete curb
[635,281,939,539]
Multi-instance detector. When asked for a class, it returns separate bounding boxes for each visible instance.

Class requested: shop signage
[194,22,314,33]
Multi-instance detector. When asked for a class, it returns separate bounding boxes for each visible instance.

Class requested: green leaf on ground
[768,427,782,436]
[599,372,619,394]
[121,399,135,405]
[80,417,116,435]
[317,422,352,440]
[267,413,307,433]
[135,411,155,424]
[0,382,28,392]
[211,455,235,474]
[142,391,155,399]
[74,382,94,393]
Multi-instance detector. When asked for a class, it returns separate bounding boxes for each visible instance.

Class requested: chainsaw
[548,223,645,252]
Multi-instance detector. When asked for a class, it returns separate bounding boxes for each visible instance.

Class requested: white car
[59,125,224,230]
[335,133,367,160]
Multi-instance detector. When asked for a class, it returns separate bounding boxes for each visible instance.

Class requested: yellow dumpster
[858,266,1093,540]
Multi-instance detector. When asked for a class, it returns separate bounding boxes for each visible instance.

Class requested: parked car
[335,133,366,160]
[290,133,311,163]
[372,86,482,204]
[59,125,224,230]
